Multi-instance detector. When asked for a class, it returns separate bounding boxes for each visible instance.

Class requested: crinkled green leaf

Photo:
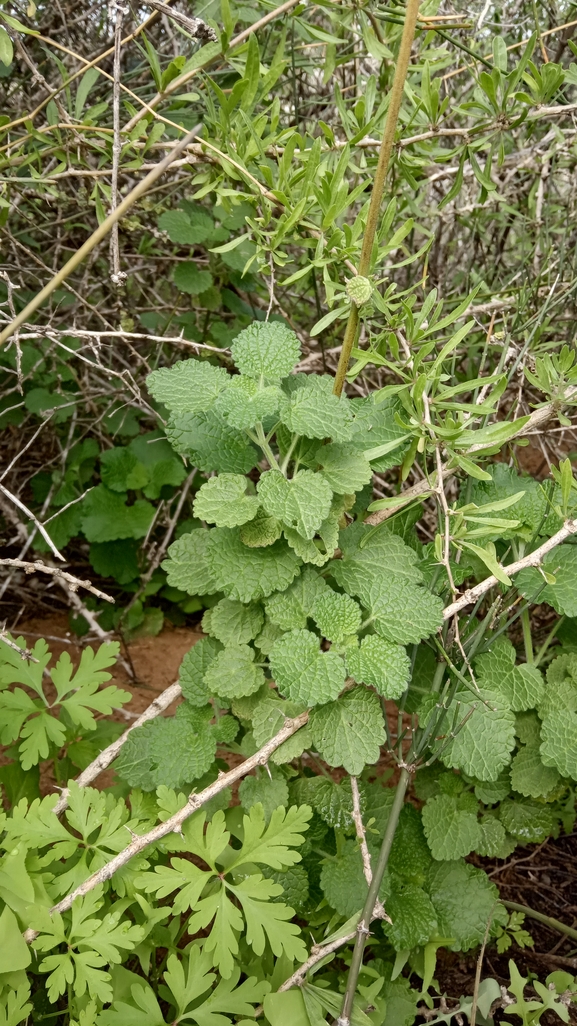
[147,359,229,414]
[203,598,263,646]
[279,377,354,442]
[264,568,328,630]
[367,578,444,645]
[422,794,482,860]
[262,864,309,912]
[215,377,282,429]
[179,632,222,705]
[158,204,215,245]
[161,529,219,596]
[426,860,504,952]
[251,697,313,765]
[204,644,266,699]
[346,635,410,699]
[314,442,373,493]
[474,815,508,857]
[540,709,577,780]
[193,474,260,528]
[438,688,516,781]
[258,470,333,541]
[517,545,577,617]
[269,628,346,705]
[310,589,361,642]
[321,839,389,919]
[207,528,301,602]
[230,321,301,381]
[386,884,438,952]
[114,705,216,790]
[389,804,432,882]
[350,395,411,471]
[510,743,562,797]
[474,638,544,711]
[166,410,258,474]
[309,686,386,774]
[173,262,213,295]
[290,775,360,830]
[239,775,289,819]
[473,771,512,805]
[498,798,555,842]
[240,509,283,548]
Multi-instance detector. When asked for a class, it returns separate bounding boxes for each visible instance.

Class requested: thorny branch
[0,559,114,602]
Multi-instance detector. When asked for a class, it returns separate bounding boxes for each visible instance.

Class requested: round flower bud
[345,275,373,307]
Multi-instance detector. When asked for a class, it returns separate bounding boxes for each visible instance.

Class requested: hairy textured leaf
[203,599,263,646]
[178,640,220,705]
[251,697,313,765]
[257,469,333,541]
[315,441,373,493]
[264,568,328,630]
[173,262,213,295]
[498,798,555,842]
[161,529,219,596]
[269,628,346,705]
[510,743,561,797]
[114,705,216,790]
[238,774,289,819]
[204,528,301,602]
[389,804,432,882]
[230,321,301,381]
[204,644,266,699]
[475,639,544,711]
[540,710,577,780]
[147,359,229,414]
[321,839,389,918]
[422,794,481,860]
[426,860,504,951]
[166,410,259,474]
[309,686,386,774]
[517,545,577,616]
[81,486,154,543]
[386,884,438,951]
[310,589,361,642]
[474,815,508,857]
[215,377,282,429]
[350,395,411,471]
[240,509,283,548]
[279,377,354,442]
[193,474,260,528]
[346,635,410,699]
[468,465,548,540]
[438,688,516,781]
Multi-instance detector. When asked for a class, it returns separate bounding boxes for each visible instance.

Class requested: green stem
[255,423,281,471]
[333,0,422,397]
[520,607,534,663]
[280,433,301,475]
[337,768,410,1026]
[502,900,577,943]
[534,615,564,667]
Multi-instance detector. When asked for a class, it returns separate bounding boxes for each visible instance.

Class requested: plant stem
[255,423,281,471]
[337,767,410,1026]
[520,606,534,662]
[502,900,577,943]
[333,0,422,397]
[535,614,564,666]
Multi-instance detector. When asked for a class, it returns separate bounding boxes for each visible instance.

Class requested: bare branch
[444,517,577,619]
[0,484,65,560]
[0,558,114,602]
[350,776,390,922]
[23,710,310,940]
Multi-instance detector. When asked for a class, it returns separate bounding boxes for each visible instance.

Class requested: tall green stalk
[337,768,410,1026]
[333,0,422,397]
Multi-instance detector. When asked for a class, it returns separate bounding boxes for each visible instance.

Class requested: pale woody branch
[52,682,183,816]
[444,517,577,619]
[23,710,310,942]
[0,558,114,602]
